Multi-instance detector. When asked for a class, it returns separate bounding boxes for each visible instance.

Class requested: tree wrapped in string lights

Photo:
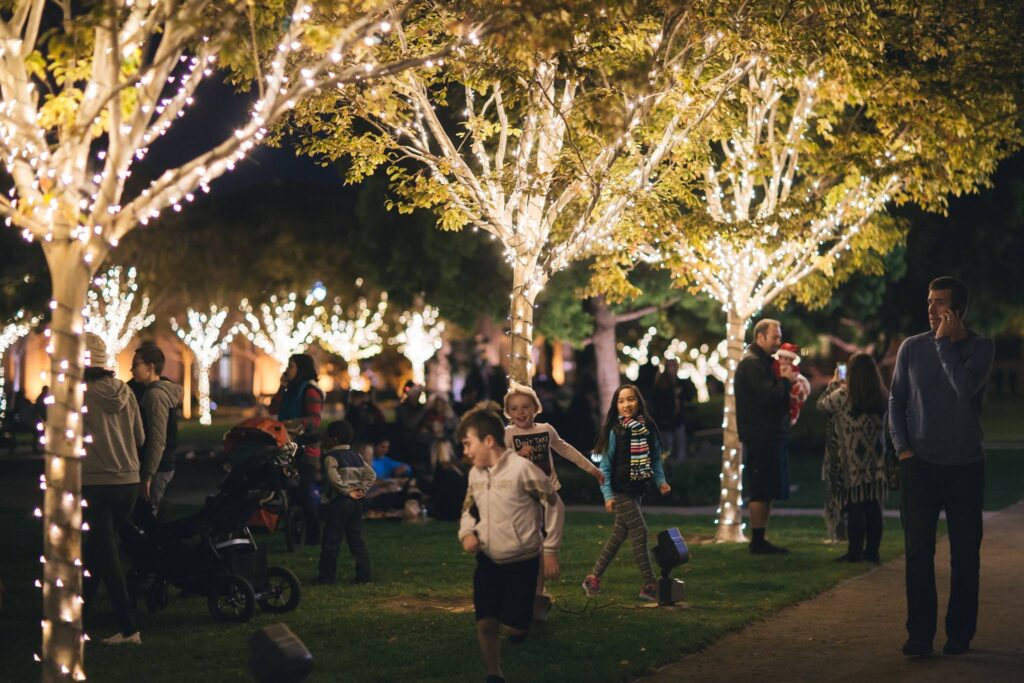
[0,309,39,418]
[238,294,320,374]
[620,327,726,403]
[170,306,237,426]
[0,3,488,678]
[290,3,773,384]
[83,266,155,368]
[390,304,444,386]
[654,66,900,541]
[317,294,389,390]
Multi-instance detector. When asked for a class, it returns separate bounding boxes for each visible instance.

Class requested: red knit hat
[775,342,801,365]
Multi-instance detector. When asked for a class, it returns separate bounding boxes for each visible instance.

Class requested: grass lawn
[1,511,914,683]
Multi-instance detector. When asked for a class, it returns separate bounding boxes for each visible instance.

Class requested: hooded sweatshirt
[136,379,184,479]
[458,449,562,564]
[83,374,145,486]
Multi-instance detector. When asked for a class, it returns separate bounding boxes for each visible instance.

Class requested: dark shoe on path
[902,639,933,657]
[750,541,790,555]
[834,553,863,563]
[863,552,881,564]
[942,640,970,655]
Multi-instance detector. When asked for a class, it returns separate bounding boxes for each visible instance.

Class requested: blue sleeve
[599,431,615,501]
[935,336,994,400]
[888,340,911,454]
[650,434,667,487]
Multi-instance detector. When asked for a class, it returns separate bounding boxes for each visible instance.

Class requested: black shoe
[902,639,933,657]
[863,553,881,564]
[834,553,862,563]
[942,640,970,655]
[750,540,790,555]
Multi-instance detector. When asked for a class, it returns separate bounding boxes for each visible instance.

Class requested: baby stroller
[121,426,302,622]
[224,417,318,552]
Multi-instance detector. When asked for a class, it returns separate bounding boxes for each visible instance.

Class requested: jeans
[318,496,371,582]
[82,484,139,636]
[900,457,984,645]
[297,458,321,545]
[843,499,882,559]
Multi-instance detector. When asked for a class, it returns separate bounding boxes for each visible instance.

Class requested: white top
[504,422,600,491]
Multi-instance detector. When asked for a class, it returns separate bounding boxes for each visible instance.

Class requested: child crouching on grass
[458,407,561,683]
[582,384,670,602]
[503,381,604,620]
[317,420,376,584]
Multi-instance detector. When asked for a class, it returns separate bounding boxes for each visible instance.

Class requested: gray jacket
[83,374,145,486]
[139,379,183,480]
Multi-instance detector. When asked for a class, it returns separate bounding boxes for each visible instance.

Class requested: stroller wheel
[207,575,256,622]
[257,566,302,613]
[145,581,169,614]
[285,506,306,553]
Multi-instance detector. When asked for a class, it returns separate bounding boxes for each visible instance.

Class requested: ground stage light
[248,623,314,682]
[652,528,689,606]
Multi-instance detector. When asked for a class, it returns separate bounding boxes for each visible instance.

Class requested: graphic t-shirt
[504,422,600,491]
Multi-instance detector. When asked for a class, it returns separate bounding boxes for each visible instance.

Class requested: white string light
[83,266,154,368]
[389,304,444,386]
[170,306,236,425]
[316,293,388,391]
[0,309,40,417]
[237,294,319,372]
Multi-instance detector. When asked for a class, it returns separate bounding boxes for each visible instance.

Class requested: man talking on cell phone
[889,276,994,658]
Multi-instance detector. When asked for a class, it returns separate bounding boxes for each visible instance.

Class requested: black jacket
[735,344,791,442]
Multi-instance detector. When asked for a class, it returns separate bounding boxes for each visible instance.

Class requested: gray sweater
[83,374,145,486]
[889,330,994,466]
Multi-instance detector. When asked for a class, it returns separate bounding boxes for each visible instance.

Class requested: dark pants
[297,459,321,545]
[318,496,371,582]
[844,499,882,560]
[900,457,984,646]
[82,484,138,636]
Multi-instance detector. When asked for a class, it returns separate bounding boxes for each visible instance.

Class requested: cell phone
[837,363,847,380]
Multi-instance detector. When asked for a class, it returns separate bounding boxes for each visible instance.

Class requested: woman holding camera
[816,353,890,562]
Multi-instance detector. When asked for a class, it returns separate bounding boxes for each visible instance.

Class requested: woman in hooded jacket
[81,333,146,644]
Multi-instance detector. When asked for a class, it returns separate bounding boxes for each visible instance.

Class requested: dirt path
[640,502,1024,683]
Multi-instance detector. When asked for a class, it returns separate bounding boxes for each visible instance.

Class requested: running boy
[458,407,561,683]
[503,381,603,619]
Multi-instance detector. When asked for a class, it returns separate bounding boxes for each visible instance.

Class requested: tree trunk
[592,296,621,414]
[181,345,192,421]
[714,308,749,543]
[507,265,537,385]
[197,363,212,426]
[40,242,93,682]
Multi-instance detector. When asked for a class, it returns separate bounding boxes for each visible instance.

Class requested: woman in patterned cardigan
[816,353,889,563]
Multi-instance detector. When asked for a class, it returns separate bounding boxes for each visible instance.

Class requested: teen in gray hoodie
[81,333,145,645]
[129,342,183,512]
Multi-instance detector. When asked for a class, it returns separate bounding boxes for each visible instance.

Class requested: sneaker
[942,640,970,655]
[834,553,862,563]
[863,552,881,564]
[750,540,790,555]
[639,583,658,602]
[902,638,933,657]
[102,632,141,645]
[581,575,601,597]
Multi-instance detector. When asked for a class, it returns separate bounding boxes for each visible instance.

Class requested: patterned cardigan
[816,383,888,505]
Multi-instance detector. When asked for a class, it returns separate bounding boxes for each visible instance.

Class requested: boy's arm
[546,424,601,477]
[523,465,563,555]
[324,455,345,492]
[139,392,170,481]
[599,431,615,501]
[457,476,478,543]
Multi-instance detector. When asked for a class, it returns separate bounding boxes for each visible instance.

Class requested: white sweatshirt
[504,422,600,491]
[458,449,562,564]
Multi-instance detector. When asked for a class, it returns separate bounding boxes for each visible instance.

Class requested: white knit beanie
[503,381,542,419]
[84,332,109,368]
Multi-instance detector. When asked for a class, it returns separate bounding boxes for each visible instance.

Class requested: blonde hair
[502,381,542,419]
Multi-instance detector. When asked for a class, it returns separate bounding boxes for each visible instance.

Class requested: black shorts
[744,440,783,502]
[473,553,540,631]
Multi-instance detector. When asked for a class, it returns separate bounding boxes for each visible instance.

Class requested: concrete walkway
[639,502,1024,683]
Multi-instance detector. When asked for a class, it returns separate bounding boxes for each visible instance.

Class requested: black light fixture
[652,528,689,606]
